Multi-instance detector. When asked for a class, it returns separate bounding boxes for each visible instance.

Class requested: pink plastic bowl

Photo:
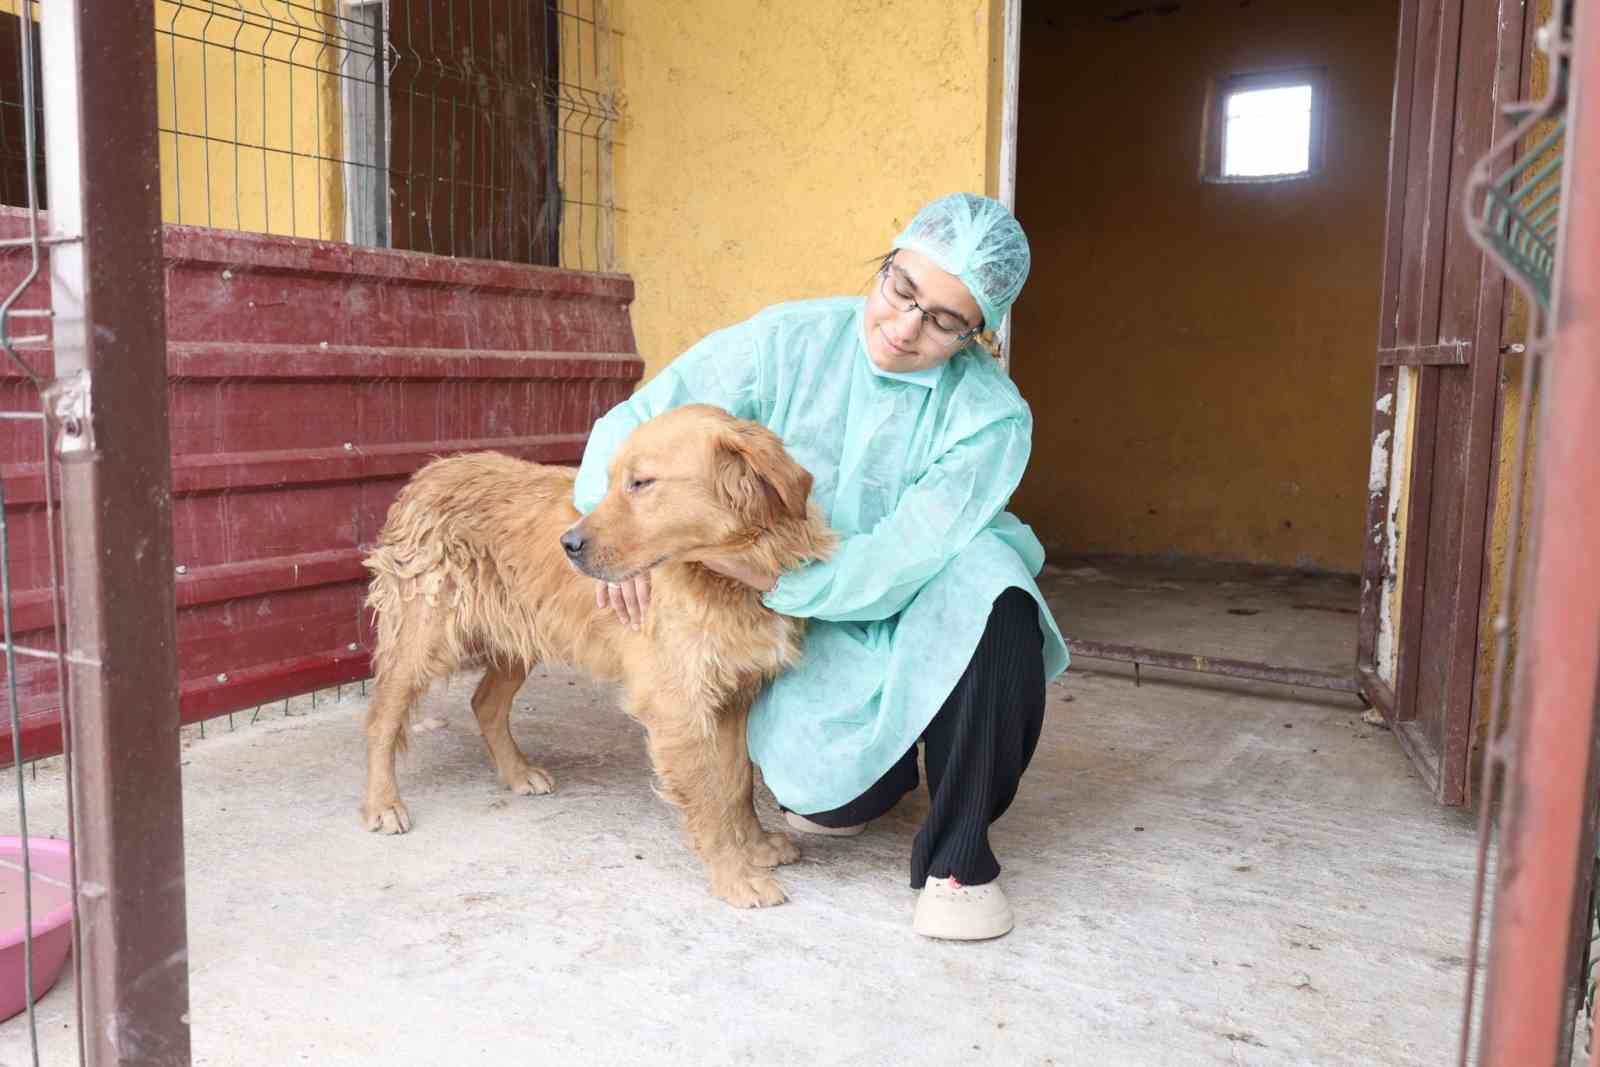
[0,836,73,1023]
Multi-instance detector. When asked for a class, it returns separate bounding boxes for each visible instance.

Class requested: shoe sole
[912,906,1016,941]
[784,812,866,837]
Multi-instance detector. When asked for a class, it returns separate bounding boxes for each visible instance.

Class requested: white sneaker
[913,875,1015,940]
[784,811,866,837]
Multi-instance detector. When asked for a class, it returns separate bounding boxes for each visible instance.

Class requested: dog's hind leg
[469,663,554,797]
[362,668,426,834]
[361,590,451,835]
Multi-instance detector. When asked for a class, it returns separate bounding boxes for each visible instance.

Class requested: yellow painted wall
[608,0,997,378]
[1011,0,1399,572]
[154,0,345,240]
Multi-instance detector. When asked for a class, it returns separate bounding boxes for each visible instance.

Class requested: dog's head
[561,404,815,583]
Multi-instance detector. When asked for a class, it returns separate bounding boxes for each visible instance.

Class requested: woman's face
[863,247,983,374]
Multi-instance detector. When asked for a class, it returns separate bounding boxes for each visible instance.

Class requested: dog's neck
[721,506,835,592]
[662,561,767,599]
[665,507,836,612]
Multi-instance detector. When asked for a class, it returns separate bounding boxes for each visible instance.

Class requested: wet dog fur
[361,405,834,907]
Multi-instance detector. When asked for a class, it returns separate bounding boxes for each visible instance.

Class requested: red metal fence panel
[0,215,641,764]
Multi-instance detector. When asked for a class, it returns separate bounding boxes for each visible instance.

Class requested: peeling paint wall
[1010,0,1399,572]
[1377,368,1419,684]
[609,0,997,378]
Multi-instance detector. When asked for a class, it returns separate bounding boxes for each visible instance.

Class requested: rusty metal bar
[1480,1,1598,1060]
[1065,638,1360,694]
[41,1,192,1064]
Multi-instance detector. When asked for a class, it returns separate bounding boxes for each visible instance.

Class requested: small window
[1203,70,1325,183]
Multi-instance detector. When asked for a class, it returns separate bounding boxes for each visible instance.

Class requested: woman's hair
[865,250,1000,358]
[865,250,895,285]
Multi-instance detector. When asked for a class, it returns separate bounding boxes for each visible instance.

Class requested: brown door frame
[1357,0,1529,806]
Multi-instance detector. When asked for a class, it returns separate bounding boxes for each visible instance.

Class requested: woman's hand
[596,572,651,630]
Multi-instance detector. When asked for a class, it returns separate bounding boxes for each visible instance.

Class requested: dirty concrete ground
[1040,554,1363,677]
[0,560,1482,1066]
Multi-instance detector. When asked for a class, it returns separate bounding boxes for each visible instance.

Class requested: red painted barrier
[0,217,641,763]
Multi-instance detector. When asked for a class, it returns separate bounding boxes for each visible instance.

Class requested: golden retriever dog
[361,404,833,907]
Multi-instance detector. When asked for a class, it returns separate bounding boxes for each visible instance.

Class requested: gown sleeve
[573,318,771,514]
[762,406,1032,623]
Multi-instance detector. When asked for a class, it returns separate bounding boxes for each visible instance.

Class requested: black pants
[797,587,1046,888]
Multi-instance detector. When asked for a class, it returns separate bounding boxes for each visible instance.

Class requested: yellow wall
[1011,0,1399,572]
[155,0,345,240]
[608,0,997,377]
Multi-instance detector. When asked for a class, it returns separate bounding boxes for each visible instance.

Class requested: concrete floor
[0,561,1481,1066]
[1040,554,1363,676]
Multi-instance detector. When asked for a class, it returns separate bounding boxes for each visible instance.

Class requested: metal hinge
[44,368,92,453]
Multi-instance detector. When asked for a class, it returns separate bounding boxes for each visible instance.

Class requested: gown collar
[856,304,948,390]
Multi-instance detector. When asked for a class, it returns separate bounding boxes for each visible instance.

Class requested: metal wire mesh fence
[0,5,86,1061]
[0,0,618,271]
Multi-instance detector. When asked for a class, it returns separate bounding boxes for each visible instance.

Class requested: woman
[573,193,1070,940]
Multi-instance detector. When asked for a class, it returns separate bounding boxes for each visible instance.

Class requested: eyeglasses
[877,261,979,345]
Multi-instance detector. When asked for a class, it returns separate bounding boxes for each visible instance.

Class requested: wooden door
[1357,0,1529,805]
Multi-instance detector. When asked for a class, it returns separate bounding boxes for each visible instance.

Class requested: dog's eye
[627,477,656,493]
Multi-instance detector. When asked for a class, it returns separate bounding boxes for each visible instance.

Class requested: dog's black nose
[560,529,586,557]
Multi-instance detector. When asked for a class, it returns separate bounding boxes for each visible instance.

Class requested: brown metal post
[1481,2,1600,1061]
[41,1,191,1064]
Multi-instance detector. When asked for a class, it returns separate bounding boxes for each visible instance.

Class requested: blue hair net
[892,193,1031,331]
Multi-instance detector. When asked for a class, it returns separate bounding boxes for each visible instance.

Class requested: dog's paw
[744,830,801,869]
[362,799,412,835]
[711,865,789,909]
[507,766,556,796]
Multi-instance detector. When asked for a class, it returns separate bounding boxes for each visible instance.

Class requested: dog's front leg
[636,694,793,908]
[715,694,801,871]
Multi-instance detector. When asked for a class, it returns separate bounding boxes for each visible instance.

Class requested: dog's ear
[715,425,813,526]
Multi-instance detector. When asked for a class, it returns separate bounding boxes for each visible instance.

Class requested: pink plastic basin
[0,836,73,1023]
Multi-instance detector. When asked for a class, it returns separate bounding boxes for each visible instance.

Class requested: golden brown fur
[361,405,834,907]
